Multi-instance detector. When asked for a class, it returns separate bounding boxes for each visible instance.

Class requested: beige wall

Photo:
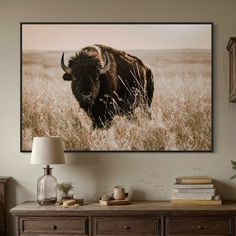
[0,0,236,235]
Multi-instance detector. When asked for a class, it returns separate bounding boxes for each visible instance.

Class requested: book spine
[172,193,214,200]
[173,188,215,194]
[176,179,212,184]
[173,184,214,189]
[171,199,222,206]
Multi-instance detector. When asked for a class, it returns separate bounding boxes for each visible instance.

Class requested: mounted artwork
[21,23,213,152]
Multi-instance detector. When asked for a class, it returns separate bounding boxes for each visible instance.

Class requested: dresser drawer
[0,211,4,233]
[166,217,232,235]
[0,183,5,210]
[20,216,88,235]
[0,230,5,236]
[93,217,161,236]
[0,211,4,223]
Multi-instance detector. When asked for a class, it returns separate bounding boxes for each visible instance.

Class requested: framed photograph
[21,22,213,152]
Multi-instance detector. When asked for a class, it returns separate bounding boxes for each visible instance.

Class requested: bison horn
[100,52,110,74]
[61,53,72,74]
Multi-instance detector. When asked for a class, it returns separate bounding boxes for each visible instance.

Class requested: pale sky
[22,24,212,51]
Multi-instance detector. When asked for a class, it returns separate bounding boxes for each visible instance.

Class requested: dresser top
[0,177,10,183]
[10,201,236,217]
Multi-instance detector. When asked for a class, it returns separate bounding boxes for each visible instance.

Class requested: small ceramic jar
[113,186,127,200]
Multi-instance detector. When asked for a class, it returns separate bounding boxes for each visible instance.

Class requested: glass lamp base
[37,165,57,206]
[37,197,57,206]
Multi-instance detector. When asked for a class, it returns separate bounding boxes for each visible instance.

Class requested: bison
[61,44,154,128]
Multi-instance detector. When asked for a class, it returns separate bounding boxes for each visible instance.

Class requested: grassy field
[22,49,212,151]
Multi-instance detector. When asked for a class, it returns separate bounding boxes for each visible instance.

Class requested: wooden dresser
[0,177,10,236]
[11,201,236,236]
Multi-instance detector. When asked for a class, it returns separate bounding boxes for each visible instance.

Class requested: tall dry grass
[22,50,212,151]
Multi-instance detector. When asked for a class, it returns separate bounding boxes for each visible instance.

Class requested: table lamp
[31,136,65,205]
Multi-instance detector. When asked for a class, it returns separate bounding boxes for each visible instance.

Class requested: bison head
[61,49,110,109]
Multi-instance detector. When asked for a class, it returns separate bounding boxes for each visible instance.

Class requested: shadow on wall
[214,179,236,200]
[128,189,147,200]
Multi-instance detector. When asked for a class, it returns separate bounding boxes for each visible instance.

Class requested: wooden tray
[99,198,130,206]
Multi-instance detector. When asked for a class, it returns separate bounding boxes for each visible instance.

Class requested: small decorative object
[62,199,77,207]
[101,194,113,201]
[57,181,74,201]
[31,136,65,205]
[113,185,128,200]
[227,37,236,102]
[61,198,84,208]
[99,197,130,206]
[99,186,130,206]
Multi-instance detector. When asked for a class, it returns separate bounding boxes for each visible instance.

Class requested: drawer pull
[197,225,204,230]
[124,225,130,230]
[51,225,57,230]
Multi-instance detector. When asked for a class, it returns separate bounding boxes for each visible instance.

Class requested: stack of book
[171,176,222,205]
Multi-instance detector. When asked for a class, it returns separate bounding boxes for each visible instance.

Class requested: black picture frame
[20,22,214,152]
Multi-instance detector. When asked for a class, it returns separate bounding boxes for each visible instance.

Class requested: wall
[0,0,236,235]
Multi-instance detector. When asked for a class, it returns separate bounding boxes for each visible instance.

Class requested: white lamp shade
[31,137,65,165]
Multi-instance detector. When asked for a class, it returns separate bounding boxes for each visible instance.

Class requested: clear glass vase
[37,165,57,205]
